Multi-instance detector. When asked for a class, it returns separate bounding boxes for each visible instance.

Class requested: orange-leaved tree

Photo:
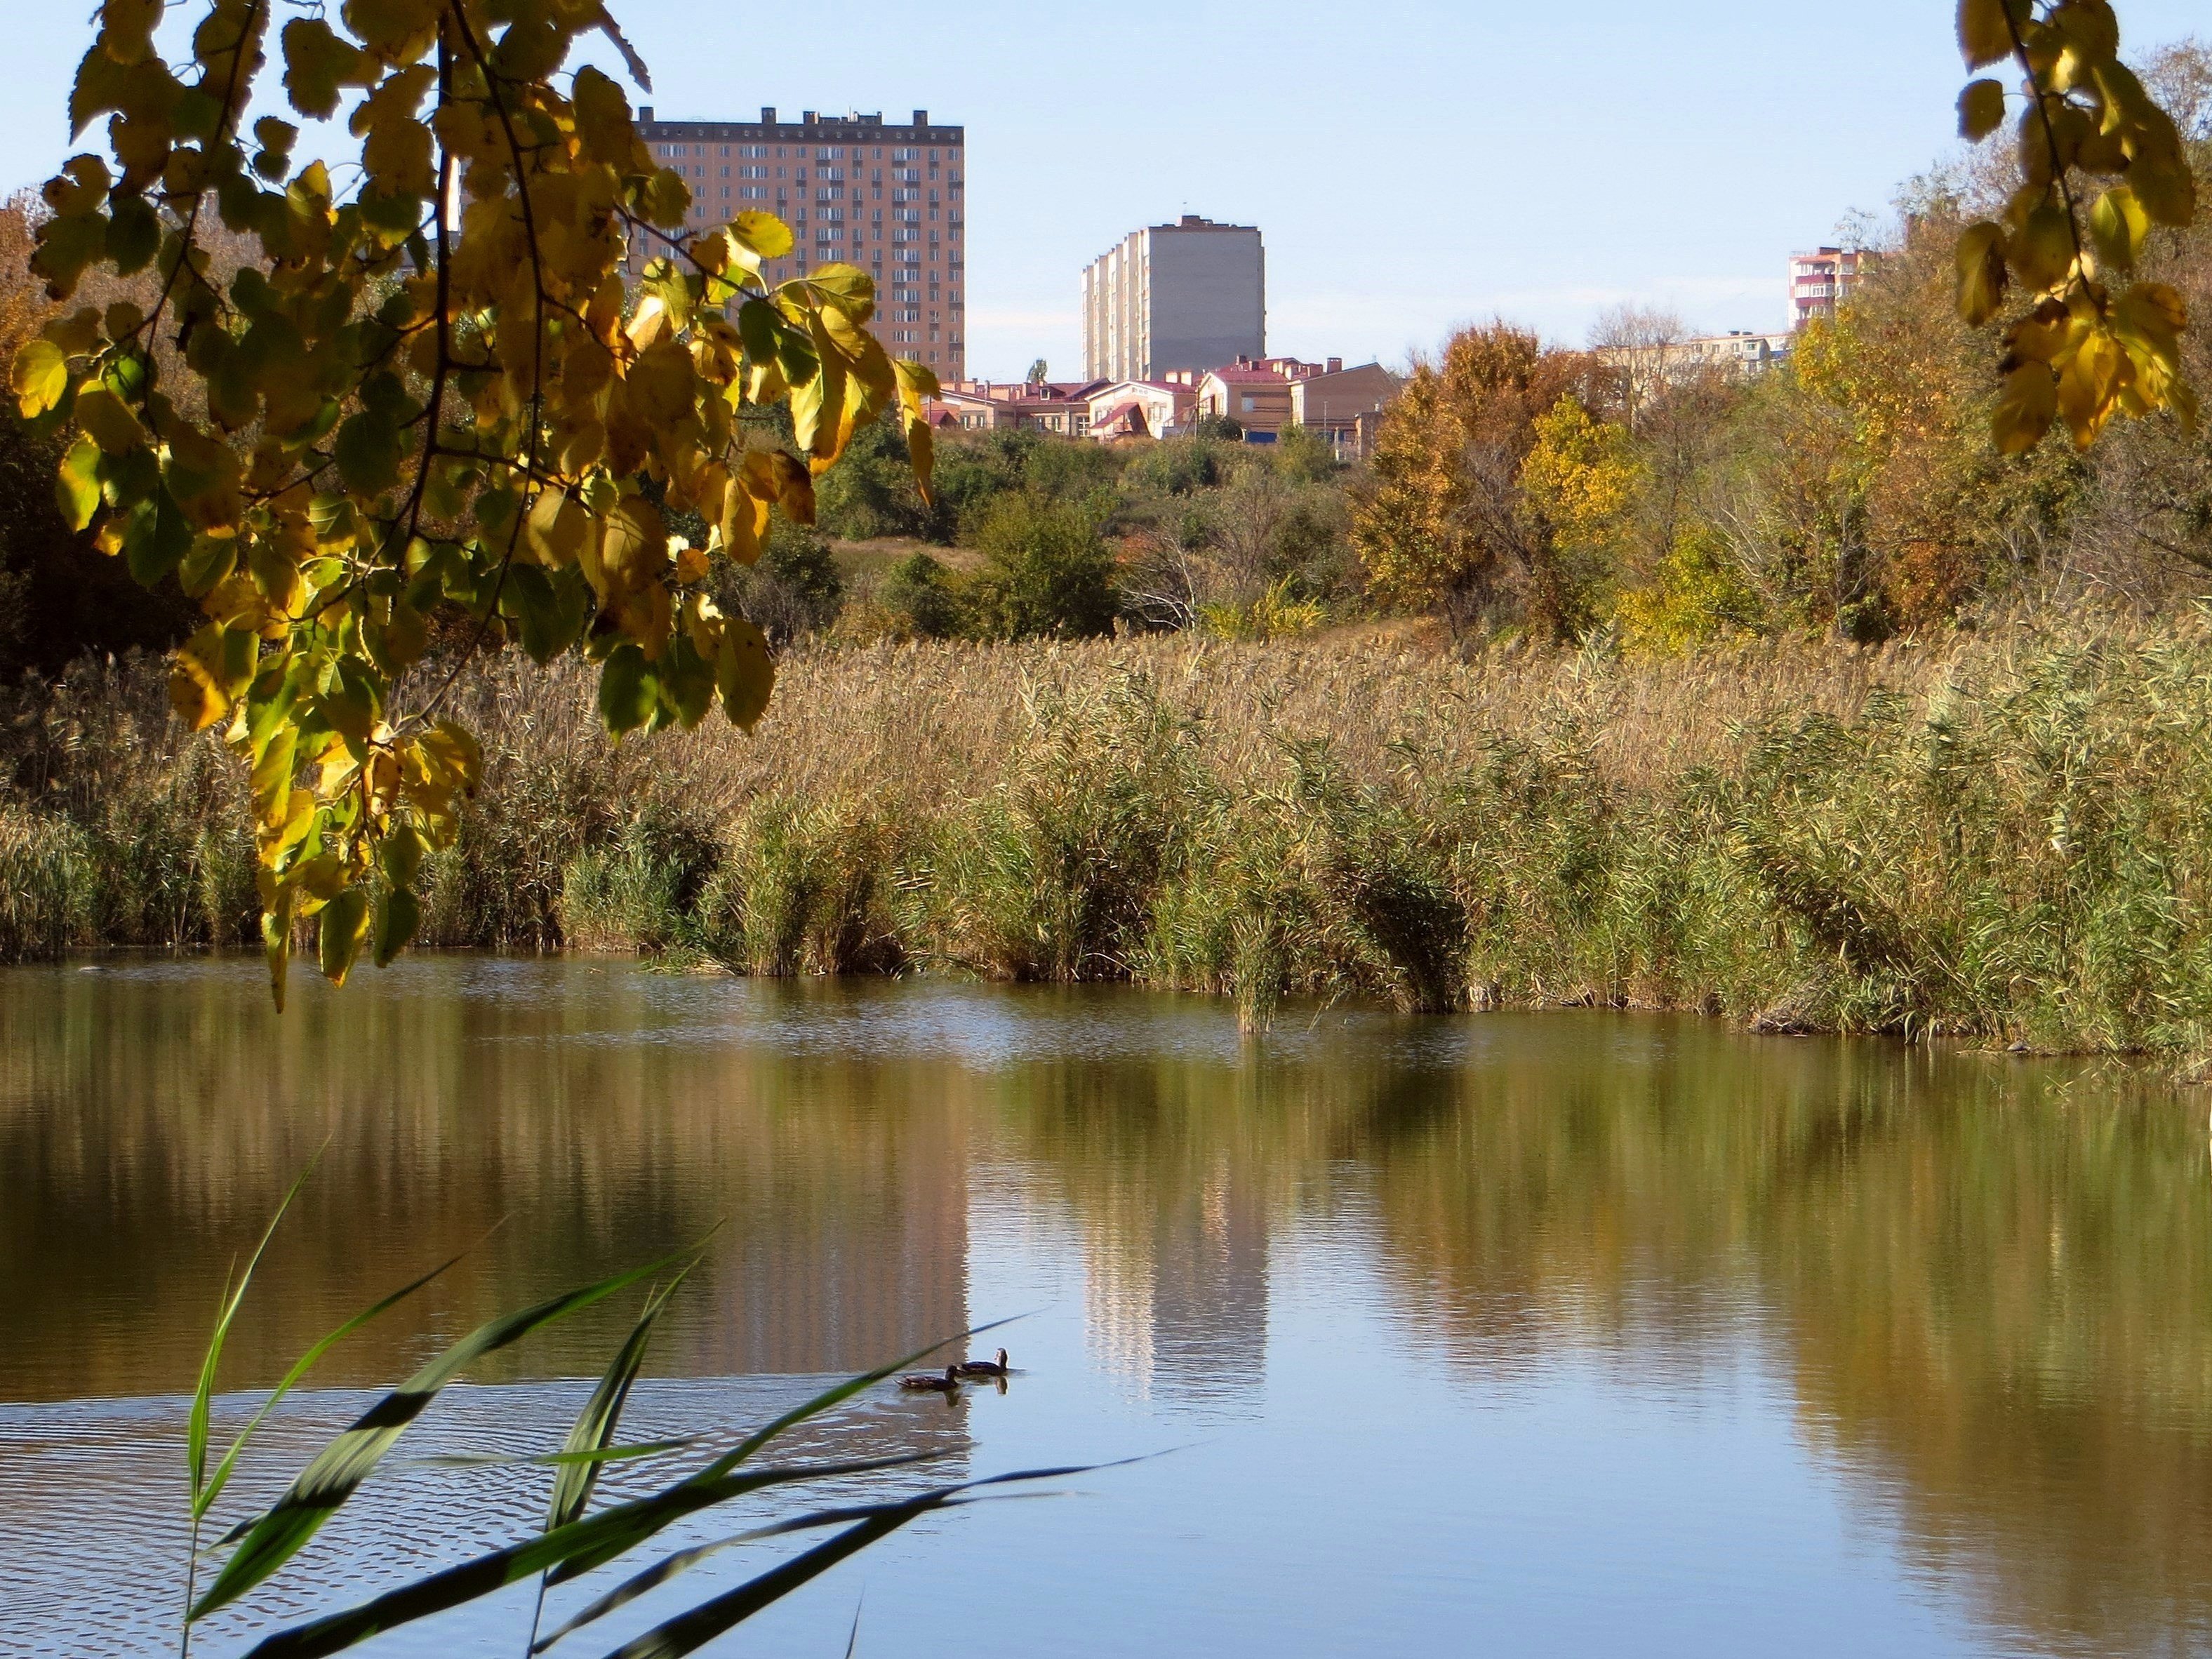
[8,0,939,1002]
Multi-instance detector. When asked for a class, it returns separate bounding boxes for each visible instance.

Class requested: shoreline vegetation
[8,613,2212,1063]
[2,58,2208,1065]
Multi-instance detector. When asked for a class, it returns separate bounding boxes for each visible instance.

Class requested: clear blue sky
[4,1,2204,379]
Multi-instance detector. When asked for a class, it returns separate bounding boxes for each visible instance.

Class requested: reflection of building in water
[702,1094,971,1376]
[1084,1155,1268,1411]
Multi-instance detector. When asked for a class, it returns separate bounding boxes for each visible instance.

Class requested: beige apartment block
[1595,331,1792,407]
[634,106,966,382]
[1288,363,1401,456]
[1082,217,1265,382]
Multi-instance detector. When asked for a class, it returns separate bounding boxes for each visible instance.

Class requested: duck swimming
[897,1364,961,1393]
[955,1348,1011,1379]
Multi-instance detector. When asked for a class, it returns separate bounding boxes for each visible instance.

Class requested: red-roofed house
[1082,378,1200,442]
[1195,359,1303,436]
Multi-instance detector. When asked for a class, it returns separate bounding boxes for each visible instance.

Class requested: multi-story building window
[1081,216,1265,382]
[634,106,964,376]
[1787,246,1867,331]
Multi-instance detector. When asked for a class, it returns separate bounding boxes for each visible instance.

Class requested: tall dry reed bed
[8,620,2211,1057]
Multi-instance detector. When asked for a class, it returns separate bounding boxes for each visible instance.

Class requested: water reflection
[2,959,2208,1656]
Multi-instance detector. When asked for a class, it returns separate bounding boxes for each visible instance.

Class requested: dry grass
[10,614,2212,1060]
[510,621,1949,812]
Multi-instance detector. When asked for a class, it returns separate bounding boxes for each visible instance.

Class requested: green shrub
[965,495,1121,640]
[0,806,96,961]
[878,552,965,639]
[717,521,846,644]
[559,804,724,954]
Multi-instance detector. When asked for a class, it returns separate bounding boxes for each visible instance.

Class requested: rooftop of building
[1152,214,1256,232]
[636,106,960,138]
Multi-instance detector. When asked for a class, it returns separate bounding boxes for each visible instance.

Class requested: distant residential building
[1084,378,1201,442]
[1596,331,1792,404]
[1081,217,1265,382]
[1789,246,1865,331]
[935,378,1110,434]
[1288,362,1401,457]
[634,105,966,381]
[1194,354,1365,439]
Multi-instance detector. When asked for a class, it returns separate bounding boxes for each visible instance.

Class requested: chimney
[1180,214,1202,227]
[638,105,654,124]
[801,110,817,124]
[912,109,929,126]
[1327,357,1342,373]
[760,106,775,123]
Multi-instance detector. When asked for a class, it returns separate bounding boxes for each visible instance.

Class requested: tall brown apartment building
[634,107,966,381]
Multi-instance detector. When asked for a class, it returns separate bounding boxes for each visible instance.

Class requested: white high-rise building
[1081,216,1264,383]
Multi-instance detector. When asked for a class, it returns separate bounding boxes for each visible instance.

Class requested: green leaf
[317,887,370,985]
[2088,184,2149,272]
[547,1270,693,1533]
[598,641,658,736]
[55,434,102,530]
[660,633,715,729]
[1957,0,2014,68]
[319,658,380,747]
[599,1469,1106,1659]
[199,1253,460,1521]
[189,1154,324,1511]
[1957,78,2006,140]
[534,1477,1087,1653]
[235,1452,936,1658]
[333,408,402,497]
[371,887,419,968]
[124,487,192,585]
[107,193,160,274]
[192,1248,694,1621]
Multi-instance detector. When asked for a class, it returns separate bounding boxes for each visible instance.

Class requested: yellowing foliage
[1952,0,2197,449]
[1351,324,1585,625]
[13,0,939,1001]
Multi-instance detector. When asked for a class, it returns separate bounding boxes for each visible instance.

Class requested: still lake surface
[3,957,2210,1657]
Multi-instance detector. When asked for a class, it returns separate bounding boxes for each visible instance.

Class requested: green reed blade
[549,1269,694,1533]
[717,1317,1018,1475]
[543,1317,1017,1590]
[190,1150,324,1507]
[597,1465,1109,1659]
[193,1246,691,1622]
[532,1480,1073,1652]
[208,1436,698,1557]
[235,1452,939,1659]
[198,1253,462,1521]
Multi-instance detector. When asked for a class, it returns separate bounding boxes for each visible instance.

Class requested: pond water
[2,957,2210,1658]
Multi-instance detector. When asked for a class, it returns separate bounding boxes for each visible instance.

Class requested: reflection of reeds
[10,620,2212,1054]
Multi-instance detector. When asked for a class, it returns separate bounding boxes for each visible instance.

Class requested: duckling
[955,1347,1011,1380]
[897,1364,961,1393]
